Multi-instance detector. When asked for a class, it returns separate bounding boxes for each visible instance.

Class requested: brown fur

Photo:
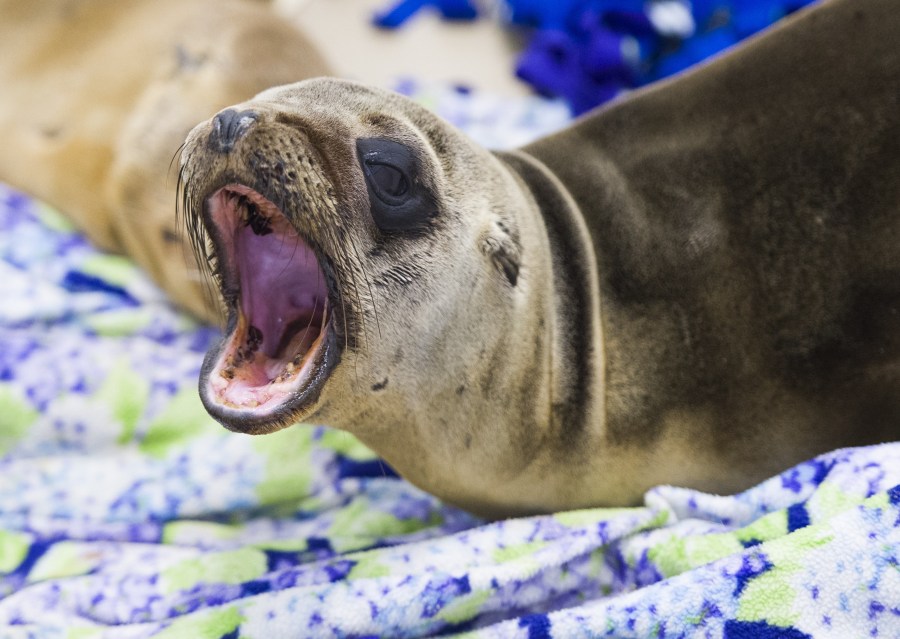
[521,0,900,493]
[0,0,329,320]
[181,0,899,518]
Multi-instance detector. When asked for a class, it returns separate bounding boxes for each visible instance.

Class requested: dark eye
[357,138,437,232]
[366,163,409,199]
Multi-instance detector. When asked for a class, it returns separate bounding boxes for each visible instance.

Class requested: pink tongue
[235,224,326,358]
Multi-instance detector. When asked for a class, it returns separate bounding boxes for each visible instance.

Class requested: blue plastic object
[373,0,478,29]
[374,0,820,114]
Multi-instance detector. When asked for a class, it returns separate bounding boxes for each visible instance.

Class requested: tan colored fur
[0,0,329,320]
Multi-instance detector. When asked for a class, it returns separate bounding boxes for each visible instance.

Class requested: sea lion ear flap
[481,221,521,287]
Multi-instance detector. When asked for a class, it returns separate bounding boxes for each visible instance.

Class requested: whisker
[177,160,221,315]
[323,226,358,386]
[175,164,197,270]
[300,251,322,342]
[347,232,382,342]
[324,201,370,357]
[274,170,295,276]
[333,255,355,384]
[167,142,187,190]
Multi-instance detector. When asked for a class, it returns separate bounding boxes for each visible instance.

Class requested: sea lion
[0,0,329,321]
[180,0,899,518]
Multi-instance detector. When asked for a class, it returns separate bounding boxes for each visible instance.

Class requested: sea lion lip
[198,322,339,434]
[194,182,346,434]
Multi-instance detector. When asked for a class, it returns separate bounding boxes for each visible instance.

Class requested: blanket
[0,84,898,639]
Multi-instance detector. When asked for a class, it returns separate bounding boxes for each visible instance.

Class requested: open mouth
[200,184,335,425]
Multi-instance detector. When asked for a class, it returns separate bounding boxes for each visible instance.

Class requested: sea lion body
[181,0,899,518]
[519,0,900,496]
[0,0,329,320]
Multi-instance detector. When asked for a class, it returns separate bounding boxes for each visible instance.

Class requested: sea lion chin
[182,0,900,519]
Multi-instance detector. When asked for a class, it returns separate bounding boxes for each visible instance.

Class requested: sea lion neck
[495,150,606,449]
[322,148,612,519]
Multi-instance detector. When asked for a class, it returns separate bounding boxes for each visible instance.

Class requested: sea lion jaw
[179,103,355,434]
[199,184,337,433]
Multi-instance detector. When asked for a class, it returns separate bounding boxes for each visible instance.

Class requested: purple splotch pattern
[0,85,898,639]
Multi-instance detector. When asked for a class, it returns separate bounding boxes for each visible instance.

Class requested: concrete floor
[276,0,531,96]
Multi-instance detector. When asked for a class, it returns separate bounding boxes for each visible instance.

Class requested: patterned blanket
[0,85,898,639]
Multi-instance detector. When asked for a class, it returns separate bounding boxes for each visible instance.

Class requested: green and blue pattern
[0,85,898,638]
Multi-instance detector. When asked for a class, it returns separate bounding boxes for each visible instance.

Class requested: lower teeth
[274,362,297,384]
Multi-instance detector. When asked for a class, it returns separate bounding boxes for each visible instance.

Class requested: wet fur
[0,0,329,321]
[183,0,899,518]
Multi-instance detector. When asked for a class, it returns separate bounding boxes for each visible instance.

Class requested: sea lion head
[179,78,545,449]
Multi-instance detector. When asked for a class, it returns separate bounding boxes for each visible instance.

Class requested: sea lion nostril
[209,108,258,153]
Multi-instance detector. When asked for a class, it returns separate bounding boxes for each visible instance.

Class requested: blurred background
[277,0,528,96]
[276,0,817,115]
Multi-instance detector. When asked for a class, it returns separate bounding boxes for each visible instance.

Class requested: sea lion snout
[208,108,259,153]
